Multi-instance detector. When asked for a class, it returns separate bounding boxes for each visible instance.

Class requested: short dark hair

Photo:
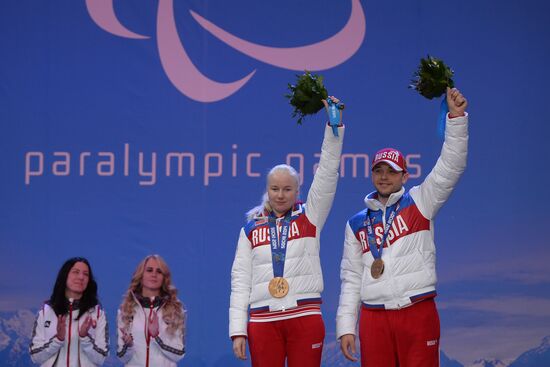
[48,257,99,319]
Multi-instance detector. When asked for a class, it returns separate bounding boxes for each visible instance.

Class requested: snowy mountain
[441,350,465,367]
[0,309,549,367]
[509,335,550,367]
[0,309,35,366]
[468,358,509,367]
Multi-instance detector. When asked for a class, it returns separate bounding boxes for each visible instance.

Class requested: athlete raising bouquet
[230,95,345,367]
[337,87,468,367]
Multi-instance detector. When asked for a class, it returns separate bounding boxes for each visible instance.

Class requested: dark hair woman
[29,257,109,366]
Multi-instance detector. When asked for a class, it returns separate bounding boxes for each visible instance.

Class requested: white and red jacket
[29,301,109,367]
[116,295,185,367]
[336,114,468,339]
[230,124,345,338]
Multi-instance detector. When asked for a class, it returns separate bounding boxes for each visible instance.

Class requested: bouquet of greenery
[285,71,329,125]
[409,55,454,99]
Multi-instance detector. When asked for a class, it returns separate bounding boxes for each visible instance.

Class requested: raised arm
[412,88,469,219]
[305,97,345,229]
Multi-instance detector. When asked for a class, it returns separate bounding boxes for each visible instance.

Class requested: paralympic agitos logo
[85,0,365,102]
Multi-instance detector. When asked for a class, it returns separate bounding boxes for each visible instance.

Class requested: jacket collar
[256,202,304,221]
[364,187,405,211]
[65,298,81,310]
[132,292,166,309]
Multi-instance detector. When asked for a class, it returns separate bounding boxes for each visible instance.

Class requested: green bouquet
[409,56,454,99]
[285,71,328,125]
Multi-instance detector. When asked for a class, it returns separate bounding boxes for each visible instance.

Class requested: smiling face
[371,163,409,204]
[141,258,165,297]
[267,170,299,217]
[65,261,90,300]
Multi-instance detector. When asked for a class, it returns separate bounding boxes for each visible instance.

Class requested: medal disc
[268,277,289,298]
[371,258,385,279]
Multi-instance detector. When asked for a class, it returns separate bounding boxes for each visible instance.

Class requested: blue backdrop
[1,1,550,366]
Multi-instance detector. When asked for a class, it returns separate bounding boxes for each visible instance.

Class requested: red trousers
[247,315,325,367]
[359,299,440,367]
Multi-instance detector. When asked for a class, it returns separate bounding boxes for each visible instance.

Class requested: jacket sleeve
[153,310,186,362]
[305,124,345,230]
[29,308,64,365]
[411,114,469,219]
[229,227,253,338]
[80,306,109,365]
[116,309,135,364]
[336,222,364,339]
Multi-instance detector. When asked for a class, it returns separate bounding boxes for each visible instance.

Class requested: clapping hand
[56,315,67,341]
[148,312,159,338]
[79,316,96,337]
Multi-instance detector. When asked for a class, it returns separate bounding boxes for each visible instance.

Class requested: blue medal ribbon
[327,99,343,137]
[268,211,292,278]
[365,201,401,260]
[438,96,448,138]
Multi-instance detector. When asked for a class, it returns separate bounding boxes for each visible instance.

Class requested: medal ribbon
[268,211,292,277]
[327,99,343,137]
[365,201,401,260]
[438,96,448,138]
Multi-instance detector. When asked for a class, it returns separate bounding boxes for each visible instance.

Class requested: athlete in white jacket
[337,88,469,367]
[117,255,185,367]
[29,257,109,367]
[230,97,345,367]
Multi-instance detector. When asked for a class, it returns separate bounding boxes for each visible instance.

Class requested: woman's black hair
[48,257,99,319]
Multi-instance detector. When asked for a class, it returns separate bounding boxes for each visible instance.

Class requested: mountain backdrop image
[2,310,549,367]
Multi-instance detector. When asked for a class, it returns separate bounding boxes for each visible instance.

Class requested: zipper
[145,306,153,367]
[66,301,73,367]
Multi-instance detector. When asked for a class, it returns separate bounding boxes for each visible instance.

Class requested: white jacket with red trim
[29,302,109,367]
[229,125,345,338]
[116,296,185,367]
[336,114,468,339]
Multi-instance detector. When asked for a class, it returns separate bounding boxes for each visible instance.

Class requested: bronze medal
[268,277,289,298]
[371,258,385,279]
